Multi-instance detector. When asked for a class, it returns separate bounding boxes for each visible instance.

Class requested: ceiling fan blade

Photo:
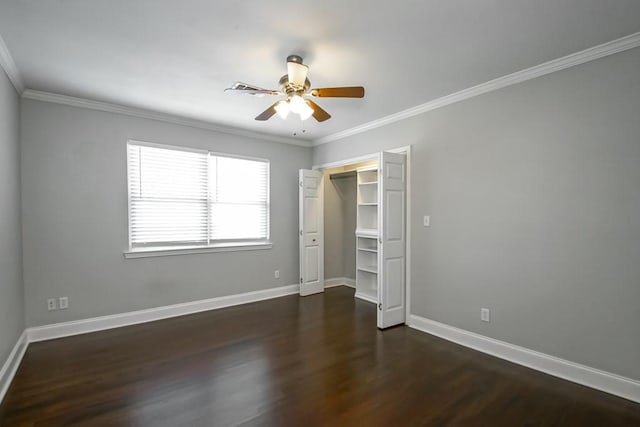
[225,89,282,96]
[225,82,282,96]
[255,102,280,121]
[306,99,331,122]
[310,86,365,98]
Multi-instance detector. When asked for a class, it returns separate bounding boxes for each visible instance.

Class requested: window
[127,141,269,253]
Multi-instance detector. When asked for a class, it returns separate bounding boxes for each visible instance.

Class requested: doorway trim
[313,145,412,324]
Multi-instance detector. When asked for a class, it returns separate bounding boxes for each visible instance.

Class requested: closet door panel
[377,152,406,328]
[299,169,324,296]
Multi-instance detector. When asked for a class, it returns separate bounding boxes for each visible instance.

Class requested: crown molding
[22,89,312,147]
[0,33,24,94]
[314,31,640,146]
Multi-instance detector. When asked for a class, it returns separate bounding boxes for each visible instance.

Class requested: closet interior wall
[322,161,377,285]
[323,166,357,282]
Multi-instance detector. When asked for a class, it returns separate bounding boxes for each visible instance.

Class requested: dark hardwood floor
[1,287,639,426]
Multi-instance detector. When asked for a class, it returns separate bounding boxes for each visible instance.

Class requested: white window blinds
[127,142,269,248]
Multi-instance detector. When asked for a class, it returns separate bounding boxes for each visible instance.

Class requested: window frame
[124,139,271,258]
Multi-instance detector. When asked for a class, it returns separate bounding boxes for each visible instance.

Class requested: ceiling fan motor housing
[279,74,311,96]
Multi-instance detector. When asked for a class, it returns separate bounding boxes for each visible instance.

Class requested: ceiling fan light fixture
[299,100,314,120]
[274,100,290,119]
[289,95,306,114]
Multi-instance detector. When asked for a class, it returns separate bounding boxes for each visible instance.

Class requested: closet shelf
[358,181,378,186]
[357,247,377,253]
[357,265,378,274]
[358,202,377,206]
[355,228,378,238]
[355,289,377,304]
[330,170,357,180]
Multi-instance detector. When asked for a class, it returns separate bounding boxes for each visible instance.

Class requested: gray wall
[21,100,311,327]
[323,169,356,280]
[313,47,640,380]
[0,71,24,364]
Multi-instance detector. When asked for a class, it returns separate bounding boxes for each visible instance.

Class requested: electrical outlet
[47,298,57,311]
[423,215,430,227]
[274,270,280,279]
[59,297,69,310]
[481,308,491,322]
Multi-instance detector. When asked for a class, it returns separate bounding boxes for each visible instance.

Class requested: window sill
[123,242,273,259]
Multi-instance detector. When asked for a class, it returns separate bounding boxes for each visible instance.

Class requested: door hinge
[300,277,303,284]
[299,181,303,187]
[299,229,303,236]
[378,303,382,311]
[379,236,382,244]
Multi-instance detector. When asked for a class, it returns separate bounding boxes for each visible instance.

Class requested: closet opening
[323,160,378,305]
[299,147,411,329]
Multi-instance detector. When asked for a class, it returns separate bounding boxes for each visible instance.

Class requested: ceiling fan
[225,55,365,122]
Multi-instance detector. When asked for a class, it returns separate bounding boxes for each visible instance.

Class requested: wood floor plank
[1,287,639,426]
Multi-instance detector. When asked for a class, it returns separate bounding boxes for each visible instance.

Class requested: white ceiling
[1,1,639,142]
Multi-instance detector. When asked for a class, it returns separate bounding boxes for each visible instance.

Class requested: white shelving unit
[355,167,378,304]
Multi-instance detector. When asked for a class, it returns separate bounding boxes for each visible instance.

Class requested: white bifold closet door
[298,169,324,296]
[377,151,406,329]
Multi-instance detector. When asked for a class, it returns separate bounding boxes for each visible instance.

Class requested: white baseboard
[408,315,640,403]
[324,277,356,289]
[354,292,377,304]
[27,284,299,343]
[0,330,28,404]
